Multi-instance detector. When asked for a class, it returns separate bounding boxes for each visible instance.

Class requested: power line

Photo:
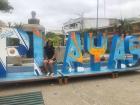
[96,0,99,31]
[104,0,106,18]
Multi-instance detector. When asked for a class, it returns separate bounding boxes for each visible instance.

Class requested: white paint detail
[6,47,20,56]
[77,67,85,72]
[13,29,29,50]
[34,60,43,76]
[121,64,126,69]
[0,28,7,70]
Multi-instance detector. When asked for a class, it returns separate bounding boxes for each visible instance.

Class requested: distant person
[44,40,56,76]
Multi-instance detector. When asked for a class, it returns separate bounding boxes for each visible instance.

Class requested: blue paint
[108,35,126,69]
[62,33,71,73]
[125,35,140,66]
[84,32,108,71]
[17,29,29,49]
[33,34,44,67]
[1,28,140,81]
[16,44,28,56]
[84,32,89,52]
[90,55,100,71]
[62,32,82,73]
[0,61,6,77]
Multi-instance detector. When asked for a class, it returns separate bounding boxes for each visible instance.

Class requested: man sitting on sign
[44,40,56,76]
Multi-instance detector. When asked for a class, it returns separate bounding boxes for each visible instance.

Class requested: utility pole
[81,12,84,33]
[104,0,106,18]
[96,0,99,33]
[76,12,84,33]
[78,12,84,45]
[75,12,84,44]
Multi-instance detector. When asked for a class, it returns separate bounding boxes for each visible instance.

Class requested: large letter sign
[0,28,43,78]
[125,36,140,66]
[0,28,30,77]
[1,28,140,78]
[63,32,83,73]
[33,30,44,75]
[62,32,140,76]
[108,35,126,69]
[84,32,107,71]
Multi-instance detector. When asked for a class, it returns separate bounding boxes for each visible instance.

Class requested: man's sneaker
[46,72,50,76]
[50,73,54,77]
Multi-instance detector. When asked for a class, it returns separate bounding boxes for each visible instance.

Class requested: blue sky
[0,0,140,31]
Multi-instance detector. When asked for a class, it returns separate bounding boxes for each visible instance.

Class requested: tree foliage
[0,0,13,12]
[46,32,64,46]
[113,19,133,35]
[13,22,23,29]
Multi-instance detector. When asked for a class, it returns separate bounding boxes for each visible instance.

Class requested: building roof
[63,17,118,25]
[127,18,140,24]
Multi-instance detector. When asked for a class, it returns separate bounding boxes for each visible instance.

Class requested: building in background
[63,17,120,34]
[128,18,140,34]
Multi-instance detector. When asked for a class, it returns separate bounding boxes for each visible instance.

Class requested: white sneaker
[50,73,54,77]
[46,72,50,76]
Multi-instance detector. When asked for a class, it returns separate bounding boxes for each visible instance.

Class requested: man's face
[48,41,52,46]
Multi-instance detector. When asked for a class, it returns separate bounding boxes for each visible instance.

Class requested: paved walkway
[0,71,140,105]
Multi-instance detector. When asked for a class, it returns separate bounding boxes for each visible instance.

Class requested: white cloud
[0,0,140,31]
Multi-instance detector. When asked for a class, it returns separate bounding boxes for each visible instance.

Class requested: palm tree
[13,22,24,30]
[113,19,133,36]
[0,0,13,12]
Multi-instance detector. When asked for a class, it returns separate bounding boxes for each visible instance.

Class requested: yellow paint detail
[76,56,83,63]
[89,48,106,63]
[88,32,107,63]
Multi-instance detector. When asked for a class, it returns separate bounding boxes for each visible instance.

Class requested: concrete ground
[0,71,140,105]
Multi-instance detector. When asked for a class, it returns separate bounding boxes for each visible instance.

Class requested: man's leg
[49,60,55,76]
[44,60,49,73]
